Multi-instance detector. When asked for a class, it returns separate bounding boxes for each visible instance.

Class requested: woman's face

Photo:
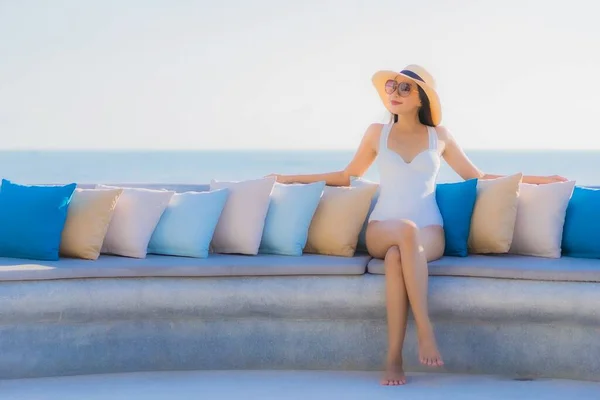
[385,77,421,115]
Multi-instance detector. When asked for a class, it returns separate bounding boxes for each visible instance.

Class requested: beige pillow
[60,188,123,260]
[304,184,378,257]
[509,181,575,258]
[210,177,275,255]
[468,173,523,254]
[98,185,175,259]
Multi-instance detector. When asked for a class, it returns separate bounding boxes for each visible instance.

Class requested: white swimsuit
[368,122,444,228]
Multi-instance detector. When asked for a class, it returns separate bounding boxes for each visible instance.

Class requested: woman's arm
[269,123,381,186]
[437,126,568,184]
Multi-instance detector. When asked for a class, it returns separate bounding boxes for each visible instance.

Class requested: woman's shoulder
[433,125,456,144]
[364,122,385,140]
[366,122,385,133]
[432,125,453,154]
[359,123,385,152]
[433,125,451,139]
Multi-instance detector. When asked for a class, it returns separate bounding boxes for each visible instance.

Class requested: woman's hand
[537,175,569,184]
[265,173,290,183]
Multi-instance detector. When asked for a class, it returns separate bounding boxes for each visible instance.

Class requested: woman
[269,64,567,386]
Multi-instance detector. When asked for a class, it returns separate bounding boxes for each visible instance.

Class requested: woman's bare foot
[418,332,444,367]
[380,359,406,386]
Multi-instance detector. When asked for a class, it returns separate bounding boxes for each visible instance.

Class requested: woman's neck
[394,113,421,132]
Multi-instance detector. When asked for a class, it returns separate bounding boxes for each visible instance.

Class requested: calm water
[1,150,598,186]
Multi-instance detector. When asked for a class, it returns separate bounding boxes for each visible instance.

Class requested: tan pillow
[60,188,123,260]
[467,173,523,254]
[304,184,378,257]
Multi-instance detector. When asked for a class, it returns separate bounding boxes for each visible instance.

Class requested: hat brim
[372,70,442,126]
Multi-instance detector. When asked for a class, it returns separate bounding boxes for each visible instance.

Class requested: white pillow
[509,181,576,258]
[97,185,175,258]
[210,177,275,255]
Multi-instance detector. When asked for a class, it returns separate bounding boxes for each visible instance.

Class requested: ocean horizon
[1,149,598,186]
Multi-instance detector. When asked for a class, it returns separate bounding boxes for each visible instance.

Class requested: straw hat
[372,64,442,126]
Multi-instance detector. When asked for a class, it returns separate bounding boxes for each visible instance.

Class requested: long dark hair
[392,86,434,126]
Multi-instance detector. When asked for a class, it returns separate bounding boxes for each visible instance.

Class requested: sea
[1,150,598,186]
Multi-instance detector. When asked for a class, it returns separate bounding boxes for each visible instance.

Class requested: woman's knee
[385,245,401,262]
[384,245,401,272]
[395,220,419,246]
[420,225,445,262]
[365,219,420,259]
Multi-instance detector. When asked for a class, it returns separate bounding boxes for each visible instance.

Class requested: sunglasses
[384,79,416,97]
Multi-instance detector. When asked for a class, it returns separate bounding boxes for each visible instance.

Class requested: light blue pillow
[562,186,600,258]
[436,178,478,257]
[148,188,229,258]
[259,181,325,256]
[0,179,77,261]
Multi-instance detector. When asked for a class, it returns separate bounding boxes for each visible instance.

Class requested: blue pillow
[259,181,325,256]
[561,186,600,258]
[436,178,478,257]
[0,179,77,261]
[148,189,229,258]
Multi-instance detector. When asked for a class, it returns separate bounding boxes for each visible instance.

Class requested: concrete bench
[0,253,598,382]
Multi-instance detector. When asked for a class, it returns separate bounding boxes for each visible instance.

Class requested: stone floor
[1,370,599,399]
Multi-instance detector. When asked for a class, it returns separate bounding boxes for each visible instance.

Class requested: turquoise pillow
[436,178,478,257]
[0,179,76,261]
[259,181,325,256]
[148,189,229,258]
[561,186,600,258]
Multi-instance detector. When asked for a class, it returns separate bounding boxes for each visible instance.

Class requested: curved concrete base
[1,274,599,381]
[2,371,599,400]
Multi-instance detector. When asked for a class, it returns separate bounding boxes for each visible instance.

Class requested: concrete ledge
[1,318,599,382]
[1,275,599,324]
[0,254,371,281]
[0,274,599,381]
[369,254,600,283]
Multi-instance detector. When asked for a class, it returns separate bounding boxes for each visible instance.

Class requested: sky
[0,0,599,150]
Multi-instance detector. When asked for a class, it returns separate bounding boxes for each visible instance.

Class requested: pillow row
[99,178,377,259]
[357,173,588,259]
[82,184,229,260]
[0,174,594,261]
[0,177,379,261]
[216,176,595,260]
[209,177,377,257]
[0,180,176,261]
[99,176,597,260]
[467,173,577,259]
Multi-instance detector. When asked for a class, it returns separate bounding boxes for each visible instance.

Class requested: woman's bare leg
[378,245,408,385]
[366,220,445,370]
